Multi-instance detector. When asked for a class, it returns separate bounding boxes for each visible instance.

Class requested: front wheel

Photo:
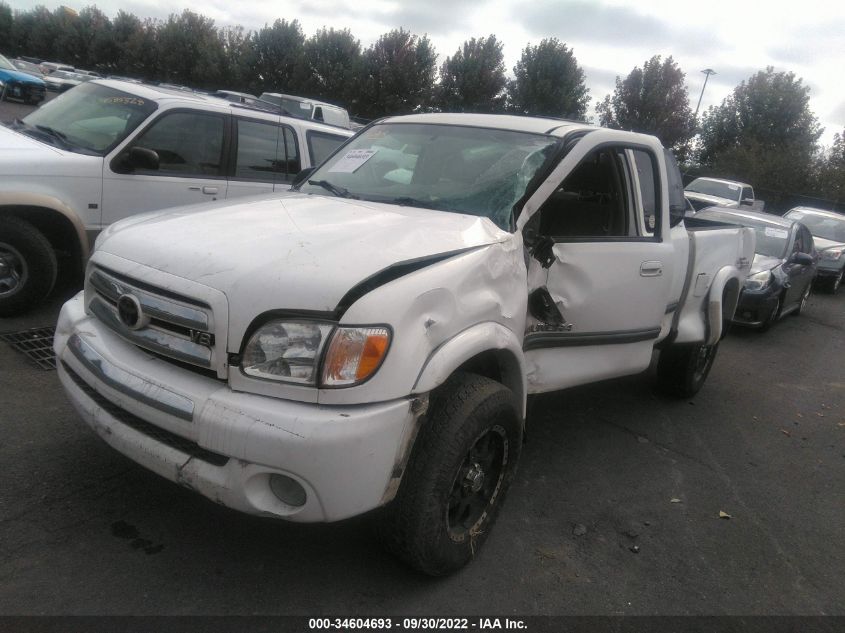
[0,216,58,316]
[379,373,522,575]
[657,343,719,398]
[826,270,843,294]
[793,284,811,316]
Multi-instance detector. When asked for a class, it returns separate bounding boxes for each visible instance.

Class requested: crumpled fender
[411,321,527,418]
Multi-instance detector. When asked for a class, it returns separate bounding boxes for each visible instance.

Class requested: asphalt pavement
[0,96,843,617]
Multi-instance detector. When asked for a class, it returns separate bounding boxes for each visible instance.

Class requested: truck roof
[379,112,596,137]
[692,176,753,189]
[787,206,844,220]
[697,207,793,228]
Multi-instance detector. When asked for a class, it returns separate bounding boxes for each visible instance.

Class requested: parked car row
[681,200,844,334]
[0,53,46,105]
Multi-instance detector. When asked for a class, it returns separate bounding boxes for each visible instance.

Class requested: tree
[155,10,226,88]
[507,38,589,120]
[357,28,438,119]
[435,35,507,113]
[596,55,694,158]
[244,19,307,95]
[0,3,12,52]
[303,27,361,105]
[813,129,845,203]
[698,67,822,201]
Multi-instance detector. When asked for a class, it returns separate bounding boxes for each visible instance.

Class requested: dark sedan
[695,207,817,331]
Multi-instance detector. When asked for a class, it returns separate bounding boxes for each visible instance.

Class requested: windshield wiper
[391,196,442,210]
[307,179,358,199]
[34,124,71,147]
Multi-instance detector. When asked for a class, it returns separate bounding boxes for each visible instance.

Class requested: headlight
[744,270,773,290]
[820,248,843,261]
[240,320,391,387]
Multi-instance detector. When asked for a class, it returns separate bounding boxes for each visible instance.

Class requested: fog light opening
[269,474,307,507]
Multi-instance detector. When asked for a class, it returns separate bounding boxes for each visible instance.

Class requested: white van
[259,93,351,129]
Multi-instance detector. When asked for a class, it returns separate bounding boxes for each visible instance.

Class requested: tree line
[0,3,842,209]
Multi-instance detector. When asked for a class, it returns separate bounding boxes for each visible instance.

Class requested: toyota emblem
[117,294,147,330]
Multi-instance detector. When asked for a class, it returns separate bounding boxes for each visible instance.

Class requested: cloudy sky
[8,0,845,144]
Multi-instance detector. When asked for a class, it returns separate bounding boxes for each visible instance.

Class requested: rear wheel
[0,216,58,316]
[379,373,522,575]
[657,343,719,398]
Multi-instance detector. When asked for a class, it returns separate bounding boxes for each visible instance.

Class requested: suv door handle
[202,186,218,195]
[640,261,663,277]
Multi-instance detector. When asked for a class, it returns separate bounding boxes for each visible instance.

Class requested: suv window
[282,128,301,180]
[236,119,283,181]
[133,111,225,177]
[306,130,347,165]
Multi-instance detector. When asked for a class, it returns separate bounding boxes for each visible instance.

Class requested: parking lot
[1,98,844,617]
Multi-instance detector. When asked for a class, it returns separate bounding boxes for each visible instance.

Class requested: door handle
[202,186,218,195]
[640,261,663,277]
[187,186,201,191]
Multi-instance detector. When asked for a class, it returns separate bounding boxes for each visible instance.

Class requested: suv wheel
[0,216,58,316]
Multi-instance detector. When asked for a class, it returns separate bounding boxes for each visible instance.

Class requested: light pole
[694,68,716,121]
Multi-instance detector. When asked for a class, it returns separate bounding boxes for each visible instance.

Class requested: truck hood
[685,191,738,207]
[750,253,783,275]
[97,193,509,315]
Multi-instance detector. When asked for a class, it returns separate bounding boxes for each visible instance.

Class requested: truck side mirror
[788,252,814,266]
[292,167,315,188]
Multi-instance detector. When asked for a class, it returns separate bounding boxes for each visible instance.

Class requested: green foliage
[697,67,822,200]
[0,2,13,51]
[303,28,361,105]
[244,19,307,95]
[155,10,227,89]
[435,35,506,113]
[596,55,694,159]
[357,28,438,119]
[813,130,845,203]
[508,38,590,120]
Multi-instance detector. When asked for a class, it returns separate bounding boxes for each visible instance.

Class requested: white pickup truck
[684,177,760,212]
[55,114,754,575]
[0,80,352,315]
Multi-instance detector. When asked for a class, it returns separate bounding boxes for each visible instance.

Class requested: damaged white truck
[55,114,755,575]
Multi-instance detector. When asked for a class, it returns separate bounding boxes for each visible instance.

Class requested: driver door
[102,109,229,226]
[518,132,676,393]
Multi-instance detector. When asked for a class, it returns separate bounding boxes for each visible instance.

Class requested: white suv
[0,80,353,315]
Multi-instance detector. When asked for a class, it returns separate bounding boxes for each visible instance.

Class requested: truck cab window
[632,149,659,235]
[537,147,632,238]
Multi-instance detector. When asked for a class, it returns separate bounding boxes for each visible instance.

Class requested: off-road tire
[0,216,58,316]
[657,343,719,399]
[379,372,522,576]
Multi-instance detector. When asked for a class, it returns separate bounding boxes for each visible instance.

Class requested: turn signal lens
[322,327,391,386]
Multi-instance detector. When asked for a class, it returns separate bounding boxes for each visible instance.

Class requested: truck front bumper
[55,292,421,523]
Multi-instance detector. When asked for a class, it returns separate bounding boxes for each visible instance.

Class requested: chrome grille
[88,266,216,370]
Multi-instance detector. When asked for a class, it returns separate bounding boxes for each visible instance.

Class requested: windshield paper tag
[764,227,789,239]
[329,149,378,173]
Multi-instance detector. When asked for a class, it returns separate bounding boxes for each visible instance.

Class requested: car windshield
[685,178,742,201]
[19,82,157,155]
[785,210,845,242]
[297,123,559,230]
[0,54,14,71]
[697,210,789,258]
